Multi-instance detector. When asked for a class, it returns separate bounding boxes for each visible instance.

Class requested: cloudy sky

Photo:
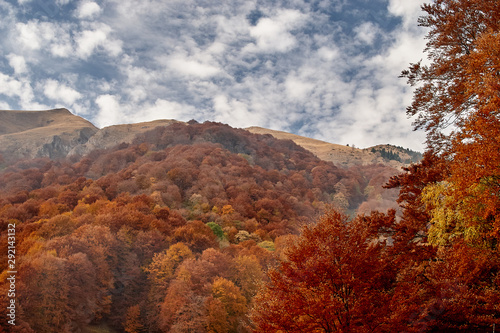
[0,0,429,150]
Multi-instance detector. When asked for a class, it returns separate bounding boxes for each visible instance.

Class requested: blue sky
[0,0,428,150]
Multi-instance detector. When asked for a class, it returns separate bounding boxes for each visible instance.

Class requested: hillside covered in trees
[0,121,399,332]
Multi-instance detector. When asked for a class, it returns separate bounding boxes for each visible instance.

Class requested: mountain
[69,119,181,156]
[367,144,422,164]
[0,108,98,160]
[0,111,405,332]
[0,109,182,162]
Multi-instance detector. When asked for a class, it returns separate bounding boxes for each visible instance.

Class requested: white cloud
[75,1,102,19]
[0,0,429,151]
[104,39,123,57]
[127,87,147,103]
[16,22,41,50]
[0,72,47,110]
[95,94,122,127]
[75,25,122,58]
[43,79,82,105]
[94,95,197,127]
[129,99,197,123]
[285,73,315,102]
[51,41,73,58]
[76,29,107,58]
[388,0,426,29]
[0,73,22,96]
[248,9,307,53]
[354,22,379,45]
[317,46,340,61]
[213,95,265,129]
[7,54,28,74]
[0,101,11,109]
[13,21,75,58]
[167,55,221,79]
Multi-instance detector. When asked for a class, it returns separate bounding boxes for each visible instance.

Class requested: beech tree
[251,210,395,332]
[212,277,247,333]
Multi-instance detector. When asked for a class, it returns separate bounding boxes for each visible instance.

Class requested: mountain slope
[0,108,98,160]
[0,109,420,170]
[0,109,181,161]
[0,118,402,332]
[246,127,413,168]
[366,144,422,164]
[69,119,181,156]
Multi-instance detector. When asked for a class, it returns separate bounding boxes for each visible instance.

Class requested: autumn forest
[1,0,500,332]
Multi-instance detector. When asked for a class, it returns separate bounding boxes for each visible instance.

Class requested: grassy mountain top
[0,108,96,135]
[246,127,421,168]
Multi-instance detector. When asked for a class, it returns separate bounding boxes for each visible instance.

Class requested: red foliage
[252,210,396,332]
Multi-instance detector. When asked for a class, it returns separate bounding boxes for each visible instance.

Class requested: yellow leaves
[422,181,463,245]
[222,204,235,215]
[145,242,194,287]
[38,200,64,217]
[231,255,264,301]
[257,240,275,251]
[422,180,496,247]
[212,277,247,318]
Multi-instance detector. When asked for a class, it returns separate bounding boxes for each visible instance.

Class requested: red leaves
[252,210,396,332]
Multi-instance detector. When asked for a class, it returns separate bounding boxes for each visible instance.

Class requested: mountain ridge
[0,109,420,168]
[246,127,420,168]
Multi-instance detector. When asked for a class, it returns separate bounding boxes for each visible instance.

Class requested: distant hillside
[366,144,422,164]
[0,108,95,136]
[246,127,420,168]
[0,108,97,159]
[0,109,180,161]
[0,109,421,169]
[69,119,181,156]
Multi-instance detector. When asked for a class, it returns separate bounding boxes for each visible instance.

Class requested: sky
[0,0,429,151]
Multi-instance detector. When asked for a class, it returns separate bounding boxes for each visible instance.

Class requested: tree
[173,221,218,252]
[145,242,194,290]
[124,305,144,333]
[230,255,264,302]
[385,1,500,330]
[159,278,206,333]
[401,0,500,151]
[15,252,71,333]
[252,210,395,332]
[399,0,500,247]
[206,297,229,333]
[212,277,247,333]
[422,241,500,331]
